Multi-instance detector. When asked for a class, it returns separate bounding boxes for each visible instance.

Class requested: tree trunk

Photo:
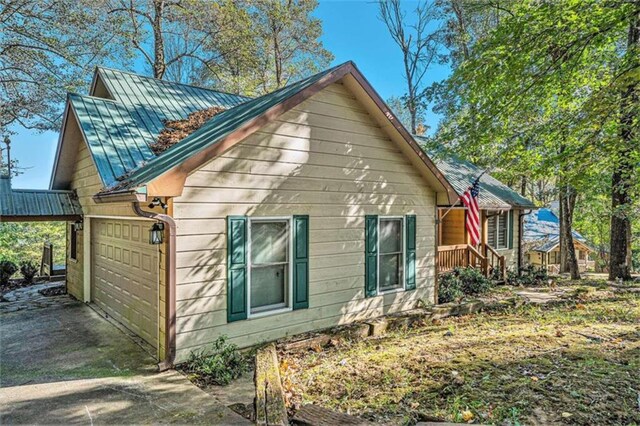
[152,0,166,79]
[559,184,580,280]
[609,6,638,281]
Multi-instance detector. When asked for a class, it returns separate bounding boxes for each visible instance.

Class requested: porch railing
[438,243,506,280]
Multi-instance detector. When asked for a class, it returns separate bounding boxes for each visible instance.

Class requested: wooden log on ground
[292,404,372,425]
[255,343,288,426]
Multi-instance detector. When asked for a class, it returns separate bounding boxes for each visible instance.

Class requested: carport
[0,174,83,223]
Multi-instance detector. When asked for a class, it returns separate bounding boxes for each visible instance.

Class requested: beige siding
[173,83,438,360]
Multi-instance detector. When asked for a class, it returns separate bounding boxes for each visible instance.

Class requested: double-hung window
[378,217,404,293]
[365,214,416,298]
[248,218,291,316]
[487,211,510,249]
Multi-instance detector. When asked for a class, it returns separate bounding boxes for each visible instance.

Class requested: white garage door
[91,218,158,349]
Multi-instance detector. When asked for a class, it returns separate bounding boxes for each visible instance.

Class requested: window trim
[377,215,406,295]
[246,216,294,319]
[487,211,510,250]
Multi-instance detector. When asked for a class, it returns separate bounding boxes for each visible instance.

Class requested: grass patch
[282,291,640,425]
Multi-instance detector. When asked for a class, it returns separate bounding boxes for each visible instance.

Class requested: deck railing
[438,243,506,280]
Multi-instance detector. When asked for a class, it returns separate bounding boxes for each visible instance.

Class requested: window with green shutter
[365,215,417,297]
[228,215,309,322]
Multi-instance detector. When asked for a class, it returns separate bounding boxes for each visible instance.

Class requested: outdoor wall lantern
[74,219,84,231]
[149,223,165,245]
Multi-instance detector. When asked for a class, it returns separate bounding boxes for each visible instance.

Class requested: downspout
[133,202,176,371]
[518,209,533,275]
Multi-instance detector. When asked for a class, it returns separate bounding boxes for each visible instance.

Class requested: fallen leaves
[151,106,226,155]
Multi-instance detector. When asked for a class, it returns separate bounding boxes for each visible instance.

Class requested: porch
[437,208,510,280]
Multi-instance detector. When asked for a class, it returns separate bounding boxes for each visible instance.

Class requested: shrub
[0,260,18,287]
[438,267,494,304]
[457,267,493,295]
[438,272,464,304]
[20,261,38,284]
[182,336,248,386]
[507,265,549,286]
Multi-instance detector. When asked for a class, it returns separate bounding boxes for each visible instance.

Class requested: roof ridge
[68,92,120,104]
[95,66,253,100]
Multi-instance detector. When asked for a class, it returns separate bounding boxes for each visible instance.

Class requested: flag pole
[440,173,483,221]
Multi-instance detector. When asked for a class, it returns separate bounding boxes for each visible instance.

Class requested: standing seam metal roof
[69,68,250,188]
[0,176,82,220]
[109,63,345,191]
[417,140,537,209]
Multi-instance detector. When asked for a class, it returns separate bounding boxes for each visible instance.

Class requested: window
[70,224,78,261]
[378,217,404,292]
[248,218,291,316]
[487,211,510,249]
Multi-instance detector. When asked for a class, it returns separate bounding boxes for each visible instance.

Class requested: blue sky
[10,0,451,189]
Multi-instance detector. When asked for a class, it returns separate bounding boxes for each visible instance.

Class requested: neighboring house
[523,208,595,273]
[0,61,535,368]
[420,146,537,279]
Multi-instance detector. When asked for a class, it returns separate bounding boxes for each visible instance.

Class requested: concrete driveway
[0,296,251,425]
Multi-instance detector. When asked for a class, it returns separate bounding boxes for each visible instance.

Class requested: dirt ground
[281,283,640,425]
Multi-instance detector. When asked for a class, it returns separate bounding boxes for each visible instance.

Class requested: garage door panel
[92,218,158,349]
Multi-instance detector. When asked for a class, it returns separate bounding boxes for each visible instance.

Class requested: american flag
[460,179,481,246]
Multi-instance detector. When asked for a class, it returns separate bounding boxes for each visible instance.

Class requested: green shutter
[365,215,378,298]
[405,215,417,290]
[508,210,515,249]
[293,215,309,310]
[227,216,247,322]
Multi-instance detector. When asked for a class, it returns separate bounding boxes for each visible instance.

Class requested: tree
[435,0,639,280]
[378,0,442,134]
[198,0,333,96]
[0,0,125,133]
[386,96,429,135]
[610,5,639,280]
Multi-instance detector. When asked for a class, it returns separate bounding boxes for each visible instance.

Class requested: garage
[91,218,159,349]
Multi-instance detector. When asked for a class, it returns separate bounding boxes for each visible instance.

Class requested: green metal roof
[416,138,537,209]
[0,176,82,221]
[97,67,251,122]
[108,63,345,192]
[69,68,250,188]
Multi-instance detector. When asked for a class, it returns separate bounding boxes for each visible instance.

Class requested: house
[523,208,595,273]
[0,61,535,368]
[421,145,537,279]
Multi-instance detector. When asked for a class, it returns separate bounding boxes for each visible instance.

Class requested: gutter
[132,202,176,371]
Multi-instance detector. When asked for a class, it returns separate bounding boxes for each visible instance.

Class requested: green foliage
[183,336,249,386]
[438,272,465,304]
[20,261,38,284]
[0,260,18,287]
[0,0,127,132]
[438,267,494,304]
[507,265,550,287]
[0,222,65,267]
[198,0,333,96]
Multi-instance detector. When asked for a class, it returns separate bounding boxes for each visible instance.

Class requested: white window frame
[487,211,510,250]
[246,216,294,318]
[377,216,406,294]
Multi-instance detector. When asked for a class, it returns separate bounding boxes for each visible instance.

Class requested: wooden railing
[438,243,506,280]
[483,244,506,280]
